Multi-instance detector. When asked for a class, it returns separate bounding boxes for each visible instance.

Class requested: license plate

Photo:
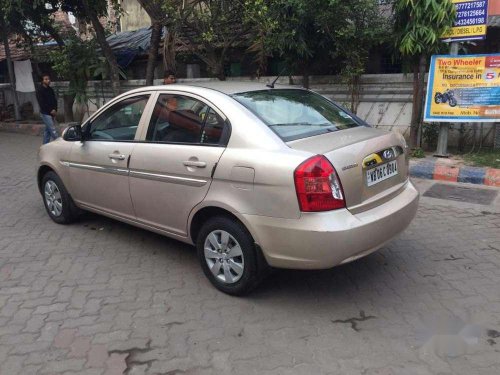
[366,160,398,186]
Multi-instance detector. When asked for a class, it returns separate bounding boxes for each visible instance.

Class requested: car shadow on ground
[74,210,399,301]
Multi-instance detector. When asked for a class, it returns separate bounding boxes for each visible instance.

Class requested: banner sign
[442,0,488,42]
[424,54,500,123]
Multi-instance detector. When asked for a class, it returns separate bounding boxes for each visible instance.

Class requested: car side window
[146,94,227,145]
[87,95,150,141]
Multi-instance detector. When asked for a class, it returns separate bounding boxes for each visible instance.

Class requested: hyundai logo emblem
[382,149,394,159]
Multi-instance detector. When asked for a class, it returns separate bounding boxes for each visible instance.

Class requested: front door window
[87,95,150,141]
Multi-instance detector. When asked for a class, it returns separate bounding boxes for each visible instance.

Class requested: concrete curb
[410,159,500,187]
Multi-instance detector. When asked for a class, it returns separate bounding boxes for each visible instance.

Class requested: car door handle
[108,153,126,160]
[183,160,207,168]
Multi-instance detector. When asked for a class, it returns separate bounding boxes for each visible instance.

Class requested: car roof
[154,80,300,95]
[180,80,299,94]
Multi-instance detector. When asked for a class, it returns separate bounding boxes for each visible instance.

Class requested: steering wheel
[91,130,114,140]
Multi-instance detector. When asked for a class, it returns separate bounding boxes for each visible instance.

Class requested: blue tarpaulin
[106,27,161,68]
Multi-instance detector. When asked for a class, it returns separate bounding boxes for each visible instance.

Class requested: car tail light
[294,155,345,212]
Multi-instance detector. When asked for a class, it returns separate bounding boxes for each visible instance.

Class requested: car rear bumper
[243,180,419,269]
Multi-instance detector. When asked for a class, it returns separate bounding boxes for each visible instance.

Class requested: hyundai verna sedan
[37,82,419,295]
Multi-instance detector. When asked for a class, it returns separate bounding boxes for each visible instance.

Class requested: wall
[119,0,151,32]
[4,74,496,148]
[489,0,500,16]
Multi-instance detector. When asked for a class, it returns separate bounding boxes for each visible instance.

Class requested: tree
[0,0,62,120]
[176,0,254,80]
[393,0,456,148]
[160,0,187,77]
[62,0,123,96]
[1,0,63,45]
[136,0,166,85]
[0,19,21,120]
[243,0,274,77]
[246,0,329,87]
[317,0,388,112]
[47,32,99,121]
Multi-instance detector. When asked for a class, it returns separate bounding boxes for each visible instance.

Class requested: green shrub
[422,123,439,150]
[411,148,425,158]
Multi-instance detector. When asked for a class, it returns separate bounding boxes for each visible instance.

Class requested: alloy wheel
[44,180,63,217]
[203,230,244,284]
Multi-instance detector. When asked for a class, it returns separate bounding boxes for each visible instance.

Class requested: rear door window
[146,94,228,145]
[232,89,360,141]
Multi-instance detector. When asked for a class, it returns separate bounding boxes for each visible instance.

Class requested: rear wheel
[434,93,443,104]
[196,216,267,295]
[41,171,80,224]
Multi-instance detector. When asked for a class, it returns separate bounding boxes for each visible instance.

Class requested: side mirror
[63,123,83,142]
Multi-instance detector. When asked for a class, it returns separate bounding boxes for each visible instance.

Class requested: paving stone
[53,328,78,349]
[40,358,86,373]
[34,302,68,315]
[104,352,128,375]
[87,344,109,368]
[93,330,131,344]
[69,336,92,358]
[1,132,500,374]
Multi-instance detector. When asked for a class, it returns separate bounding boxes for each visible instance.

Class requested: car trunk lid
[287,127,409,212]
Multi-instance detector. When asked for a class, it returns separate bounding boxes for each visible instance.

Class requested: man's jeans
[41,113,58,144]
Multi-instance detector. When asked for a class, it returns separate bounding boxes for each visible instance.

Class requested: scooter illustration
[434,89,457,107]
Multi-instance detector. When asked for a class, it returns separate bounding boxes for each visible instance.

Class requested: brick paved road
[1,132,500,375]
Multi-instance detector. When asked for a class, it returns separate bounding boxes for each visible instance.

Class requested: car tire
[41,171,80,224]
[196,216,268,295]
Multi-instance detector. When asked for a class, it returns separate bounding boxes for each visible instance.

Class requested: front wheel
[434,93,443,104]
[196,216,267,295]
[41,171,80,224]
[449,97,457,107]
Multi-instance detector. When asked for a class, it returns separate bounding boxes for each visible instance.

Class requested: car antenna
[266,67,287,89]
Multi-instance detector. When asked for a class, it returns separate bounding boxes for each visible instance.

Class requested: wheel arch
[37,164,56,194]
[188,204,258,246]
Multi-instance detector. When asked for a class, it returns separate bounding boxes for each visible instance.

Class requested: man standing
[36,73,58,144]
[163,70,177,85]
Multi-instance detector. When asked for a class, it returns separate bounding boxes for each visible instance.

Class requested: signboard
[424,54,500,123]
[442,0,489,42]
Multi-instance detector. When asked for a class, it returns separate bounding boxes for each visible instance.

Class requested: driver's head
[165,95,177,110]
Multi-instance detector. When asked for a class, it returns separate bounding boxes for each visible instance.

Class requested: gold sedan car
[38,82,419,295]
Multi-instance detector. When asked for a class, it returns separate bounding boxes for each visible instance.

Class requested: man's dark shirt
[36,85,58,115]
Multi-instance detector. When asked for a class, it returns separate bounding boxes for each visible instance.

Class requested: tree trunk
[409,65,419,148]
[417,54,427,118]
[302,61,310,89]
[1,24,21,121]
[81,0,121,96]
[415,54,427,143]
[409,54,426,149]
[145,22,162,85]
[163,30,177,74]
[213,58,226,81]
[350,75,361,113]
[217,70,226,81]
[63,93,75,122]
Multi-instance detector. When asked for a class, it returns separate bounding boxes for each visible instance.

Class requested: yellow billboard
[424,54,500,122]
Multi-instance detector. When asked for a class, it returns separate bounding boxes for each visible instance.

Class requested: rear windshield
[232,89,360,141]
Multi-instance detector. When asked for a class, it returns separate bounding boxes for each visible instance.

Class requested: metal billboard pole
[434,41,460,157]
